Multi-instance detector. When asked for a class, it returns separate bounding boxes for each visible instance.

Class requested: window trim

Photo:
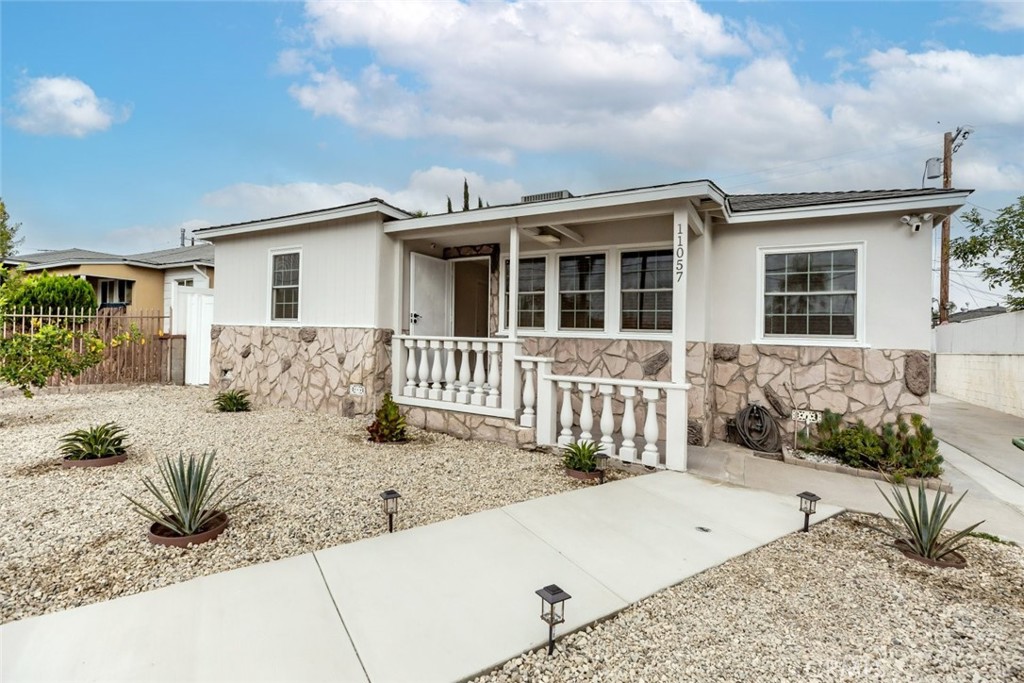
[498,241,672,338]
[755,241,867,347]
[500,255,548,332]
[557,252,608,332]
[267,247,303,324]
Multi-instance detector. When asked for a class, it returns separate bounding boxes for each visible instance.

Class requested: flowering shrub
[0,324,105,397]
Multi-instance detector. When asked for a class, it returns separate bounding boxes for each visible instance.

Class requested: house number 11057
[675,223,686,282]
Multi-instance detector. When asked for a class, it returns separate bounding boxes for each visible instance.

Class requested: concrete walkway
[1,472,841,683]
[688,393,1024,545]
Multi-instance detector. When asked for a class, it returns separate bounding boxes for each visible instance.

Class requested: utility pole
[939,132,952,324]
[938,126,971,324]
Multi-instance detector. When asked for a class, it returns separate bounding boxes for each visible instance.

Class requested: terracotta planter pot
[148,512,229,548]
[61,453,128,469]
[894,539,967,569]
[565,468,602,482]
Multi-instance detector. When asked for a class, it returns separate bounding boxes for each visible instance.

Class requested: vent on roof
[521,190,573,203]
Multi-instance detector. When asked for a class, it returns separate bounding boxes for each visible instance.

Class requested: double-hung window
[559,254,605,330]
[99,279,133,306]
[504,257,546,328]
[763,247,858,338]
[271,252,300,321]
[621,249,672,331]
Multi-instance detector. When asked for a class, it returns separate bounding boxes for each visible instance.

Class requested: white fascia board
[14,260,158,271]
[196,202,408,240]
[724,191,973,224]
[384,181,722,235]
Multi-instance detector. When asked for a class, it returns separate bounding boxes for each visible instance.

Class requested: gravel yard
[1,385,591,623]
[475,513,1024,683]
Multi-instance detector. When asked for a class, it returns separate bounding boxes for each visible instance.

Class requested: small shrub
[562,439,604,472]
[214,389,251,412]
[59,422,129,460]
[805,410,943,480]
[875,481,983,561]
[124,450,251,537]
[367,392,408,442]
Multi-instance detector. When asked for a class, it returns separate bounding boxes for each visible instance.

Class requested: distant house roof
[948,305,1007,323]
[727,188,965,213]
[3,244,214,271]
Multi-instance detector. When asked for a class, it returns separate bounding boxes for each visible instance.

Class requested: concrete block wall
[935,354,1024,418]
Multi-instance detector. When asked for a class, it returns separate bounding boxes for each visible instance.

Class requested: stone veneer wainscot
[210,325,392,417]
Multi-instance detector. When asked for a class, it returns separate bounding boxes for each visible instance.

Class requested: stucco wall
[163,266,211,320]
[935,355,1024,418]
[212,215,392,328]
[42,264,165,311]
[710,213,932,350]
[932,311,1023,416]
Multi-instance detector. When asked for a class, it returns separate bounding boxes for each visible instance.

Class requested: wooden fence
[1,307,168,386]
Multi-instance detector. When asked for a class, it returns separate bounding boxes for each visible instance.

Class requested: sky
[2,0,1022,310]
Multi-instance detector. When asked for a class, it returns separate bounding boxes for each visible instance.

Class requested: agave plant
[214,389,251,413]
[562,440,604,472]
[59,422,129,460]
[875,481,984,561]
[124,451,252,537]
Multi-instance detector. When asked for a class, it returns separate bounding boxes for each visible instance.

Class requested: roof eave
[384,180,725,235]
[195,201,410,240]
[723,190,974,223]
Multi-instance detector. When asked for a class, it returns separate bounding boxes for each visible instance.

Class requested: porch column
[665,206,690,471]
[508,221,519,338]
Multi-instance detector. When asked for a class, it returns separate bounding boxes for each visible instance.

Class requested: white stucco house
[194,180,970,471]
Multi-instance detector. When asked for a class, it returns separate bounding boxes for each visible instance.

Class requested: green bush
[367,392,408,442]
[562,439,604,472]
[59,422,129,460]
[807,410,943,480]
[124,450,251,537]
[0,269,97,314]
[214,389,251,412]
[0,324,105,397]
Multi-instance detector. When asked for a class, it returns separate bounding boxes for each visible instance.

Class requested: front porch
[388,195,709,471]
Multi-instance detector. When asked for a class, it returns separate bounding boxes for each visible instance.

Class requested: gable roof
[4,244,214,271]
[727,188,965,213]
[195,199,411,239]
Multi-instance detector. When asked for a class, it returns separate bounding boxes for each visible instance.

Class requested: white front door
[410,252,451,336]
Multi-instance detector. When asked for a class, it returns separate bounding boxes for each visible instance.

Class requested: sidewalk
[0,472,841,683]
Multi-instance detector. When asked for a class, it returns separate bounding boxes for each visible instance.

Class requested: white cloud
[93,219,212,254]
[980,1,1024,30]
[201,166,525,222]
[8,76,130,137]
[279,0,1023,194]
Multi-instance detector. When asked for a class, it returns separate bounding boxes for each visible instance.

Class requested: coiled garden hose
[735,402,782,454]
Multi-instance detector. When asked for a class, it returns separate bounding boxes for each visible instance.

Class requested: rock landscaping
[0,385,598,623]
[475,513,1024,683]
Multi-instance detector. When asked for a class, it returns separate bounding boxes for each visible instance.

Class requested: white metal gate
[173,286,214,385]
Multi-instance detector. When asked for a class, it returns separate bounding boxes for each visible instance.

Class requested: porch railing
[517,356,690,470]
[391,335,520,418]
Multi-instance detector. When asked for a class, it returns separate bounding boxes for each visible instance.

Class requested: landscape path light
[380,489,401,533]
[536,584,571,656]
[797,491,821,532]
[595,452,610,484]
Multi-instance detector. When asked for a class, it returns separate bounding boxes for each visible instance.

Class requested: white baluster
[471,341,486,406]
[620,387,638,463]
[404,339,417,398]
[642,387,661,467]
[520,361,536,428]
[578,382,594,442]
[416,340,430,399]
[598,384,616,457]
[558,381,575,446]
[456,341,471,404]
[428,340,443,400]
[442,341,457,402]
[486,341,501,408]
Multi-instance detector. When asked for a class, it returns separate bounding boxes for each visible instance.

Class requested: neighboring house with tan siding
[3,244,214,319]
[196,180,970,472]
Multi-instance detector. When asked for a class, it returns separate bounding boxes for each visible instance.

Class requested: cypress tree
[462,178,470,211]
[446,196,453,213]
